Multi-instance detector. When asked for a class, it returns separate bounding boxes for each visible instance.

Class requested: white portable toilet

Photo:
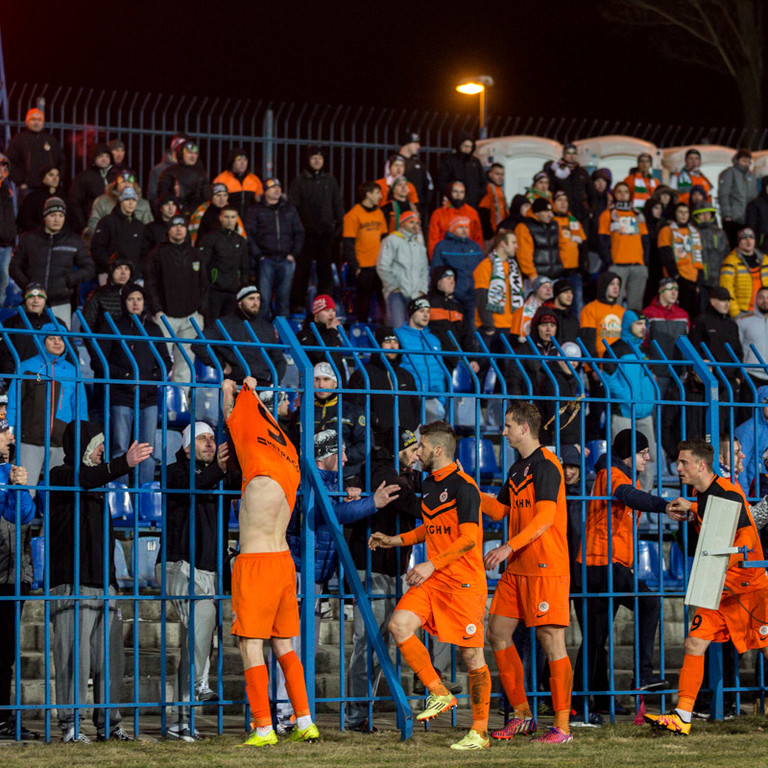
[573,135,661,185]
[751,150,768,183]
[661,145,736,208]
[475,136,562,201]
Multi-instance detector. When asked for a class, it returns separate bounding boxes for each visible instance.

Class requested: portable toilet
[661,145,736,208]
[750,150,768,184]
[573,135,661,184]
[474,136,562,201]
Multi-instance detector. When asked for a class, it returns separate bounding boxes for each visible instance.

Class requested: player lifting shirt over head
[369,420,491,751]
[222,377,319,747]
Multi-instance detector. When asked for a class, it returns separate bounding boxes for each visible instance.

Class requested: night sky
[6,1,740,129]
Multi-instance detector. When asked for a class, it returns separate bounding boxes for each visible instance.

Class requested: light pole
[456,75,494,139]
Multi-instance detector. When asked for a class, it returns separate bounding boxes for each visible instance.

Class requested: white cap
[561,341,582,359]
[313,362,337,382]
[182,421,215,450]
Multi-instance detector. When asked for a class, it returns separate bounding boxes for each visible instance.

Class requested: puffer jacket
[0,463,36,585]
[431,232,484,315]
[288,467,376,582]
[376,229,429,300]
[244,197,305,264]
[718,160,758,223]
[396,324,447,401]
[719,248,768,317]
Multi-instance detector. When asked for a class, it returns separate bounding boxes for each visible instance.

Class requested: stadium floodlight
[455,75,494,139]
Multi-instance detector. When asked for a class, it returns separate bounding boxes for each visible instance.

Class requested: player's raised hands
[242,376,258,392]
[483,543,513,570]
[221,379,238,399]
[369,531,400,550]
[373,481,401,509]
[126,441,153,468]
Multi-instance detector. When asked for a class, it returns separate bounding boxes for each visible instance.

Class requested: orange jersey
[553,212,585,270]
[691,475,768,596]
[343,203,387,268]
[579,300,625,357]
[226,386,301,512]
[478,184,509,231]
[428,204,483,257]
[494,446,569,577]
[419,462,485,593]
[597,207,647,266]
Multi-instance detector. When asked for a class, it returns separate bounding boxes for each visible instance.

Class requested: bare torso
[239,475,292,554]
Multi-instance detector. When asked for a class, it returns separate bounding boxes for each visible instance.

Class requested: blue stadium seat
[348,323,375,355]
[107,482,134,527]
[666,542,689,591]
[636,540,661,590]
[585,440,607,475]
[131,536,160,588]
[483,368,498,395]
[31,536,45,590]
[286,315,304,335]
[457,437,501,480]
[138,482,162,525]
[114,540,132,590]
[161,385,191,429]
[483,540,503,586]
[451,364,474,394]
[194,358,220,384]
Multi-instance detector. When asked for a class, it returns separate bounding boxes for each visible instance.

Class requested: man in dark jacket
[90,187,146,279]
[49,421,152,742]
[6,109,65,196]
[0,283,49,375]
[198,204,249,320]
[0,155,17,305]
[435,132,485,210]
[398,131,433,216]
[347,325,420,448]
[544,142,595,234]
[144,214,208,383]
[147,135,187,216]
[141,194,180,258]
[288,146,344,312]
[245,178,305,320]
[345,431,420,731]
[157,139,209,216]
[195,285,286,384]
[159,422,239,737]
[68,144,112,234]
[549,279,580,343]
[746,175,768,251]
[9,197,95,328]
[99,282,171,485]
[296,294,348,386]
[81,254,133,334]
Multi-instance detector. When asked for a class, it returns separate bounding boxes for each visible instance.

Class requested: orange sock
[494,644,531,717]
[468,665,491,737]
[244,664,272,728]
[277,650,311,718]
[677,653,705,714]
[397,635,449,695]
[549,657,573,733]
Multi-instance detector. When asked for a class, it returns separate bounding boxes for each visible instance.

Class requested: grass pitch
[3,718,768,768]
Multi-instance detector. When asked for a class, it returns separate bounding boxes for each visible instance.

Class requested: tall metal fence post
[263,108,274,179]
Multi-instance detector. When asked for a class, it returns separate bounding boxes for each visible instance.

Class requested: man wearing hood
[548,279,579,343]
[296,294,347,386]
[735,385,768,495]
[691,200,730,310]
[86,170,153,238]
[10,197,94,328]
[574,429,676,716]
[68,144,113,234]
[431,217,484,319]
[719,227,768,317]
[544,142,595,234]
[6,321,87,491]
[603,311,657,490]
[6,108,65,197]
[213,147,263,220]
[195,285,285,384]
[510,275,553,340]
[514,198,562,282]
[158,140,209,217]
[436,132,485,210]
[746,175,768,250]
[16,165,63,235]
[0,283,49,375]
[288,145,344,312]
[90,187,146,280]
[507,305,560,396]
[99,282,171,485]
[49,421,152,742]
[718,149,757,246]
[498,194,532,232]
[141,193,180,257]
[82,254,133,335]
[347,326,419,447]
[376,210,428,329]
[478,163,509,241]
[107,140,127,180]
[428,181,483,257]
[580,271,625,440]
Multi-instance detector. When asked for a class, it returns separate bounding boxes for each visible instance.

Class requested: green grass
[5,719,768,768]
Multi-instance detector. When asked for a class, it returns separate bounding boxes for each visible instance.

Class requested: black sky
[5,1,740,129]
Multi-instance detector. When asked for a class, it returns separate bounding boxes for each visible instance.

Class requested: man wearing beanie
[6,108,65,196]
[0,283,49,375]
[288,145,344,312]
[427,180,483,257]
[514,197,562,282]
[90,186,146,280]
[431,215,484,318]
[68,143,113,233]
[189,183,245,246]
[718,227,768,317]
[342,181,387,322]
[197,286,285,385]
[9,197,94,327]
[296,294,347,386]
[376,209,428,328]
[348,326,419,447]
[549,278,579,343]
[573,428,676,717]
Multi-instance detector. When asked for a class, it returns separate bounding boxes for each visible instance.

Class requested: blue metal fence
[0,313,765,741]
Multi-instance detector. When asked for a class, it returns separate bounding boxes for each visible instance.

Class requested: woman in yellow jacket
[719,227,768,316]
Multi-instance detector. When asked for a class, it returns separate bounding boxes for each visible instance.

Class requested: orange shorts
[231,551,299,639]
[689,587,768,654]
[490,572,570,627]
[396,580,487,647]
